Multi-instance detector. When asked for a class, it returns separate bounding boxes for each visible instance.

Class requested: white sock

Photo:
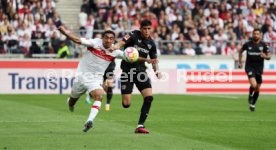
[137,124,144,128]
[87,101,101,122]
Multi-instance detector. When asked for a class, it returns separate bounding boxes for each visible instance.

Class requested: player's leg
[122,94,132,108]
[248,77,258,112]
[247,71,257,104]
[120,71,134,108]
[67,81,86,112]
[252,74,262,106]
[135,72,153,134]
[85,91,92,105]
[83,88,104,132]
[105,78,114,111]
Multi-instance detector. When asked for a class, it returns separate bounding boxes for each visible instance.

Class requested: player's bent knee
[122,103,130,108]
[122,99,131,108]
[144,96,153,102]
[95,95,103,101]
[251,84,257,90]
[255,86,261,92]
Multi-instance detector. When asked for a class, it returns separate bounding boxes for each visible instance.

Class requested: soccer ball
[123,47,139,63]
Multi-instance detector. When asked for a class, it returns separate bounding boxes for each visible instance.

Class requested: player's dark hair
[140,20,152,27]
[103,30,115,37]
[253,28,262,33]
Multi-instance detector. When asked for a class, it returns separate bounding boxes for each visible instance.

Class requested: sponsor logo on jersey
[248,47,252,50]
[259,46,263,51]
[248,52,261,55]
[124,34,130,40]
[147,44,152,49]
[134,45,149,54]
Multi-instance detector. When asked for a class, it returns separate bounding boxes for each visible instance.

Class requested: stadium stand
[79,0,276,56]
[0,0,275,58]
[0,0,67,57]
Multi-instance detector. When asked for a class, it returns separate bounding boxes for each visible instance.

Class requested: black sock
[249,86,254,96]
[138,96,153,126]
[106,87,113,104]
[253,92,259,105]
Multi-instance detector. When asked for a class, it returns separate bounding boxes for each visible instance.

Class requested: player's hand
[260,52,266,58]
[146,59,159,64]
[238,62,243,69]
[108,45,118,52]
[155,71,162,79]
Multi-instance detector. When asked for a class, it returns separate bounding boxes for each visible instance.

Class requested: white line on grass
[0,120,84,123]
[192,95,239,99]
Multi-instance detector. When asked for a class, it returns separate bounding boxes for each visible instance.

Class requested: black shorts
[120,71,152,94]
[103,61,115,81]
[103,70,114,81]
[246,71,262,84]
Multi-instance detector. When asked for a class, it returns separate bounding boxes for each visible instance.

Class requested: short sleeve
[263,43,270,53]
[149,43,157,59]
[241,43,248,51]
[113,50,124,58]
[122,31,135,44]
[80,38,99,47]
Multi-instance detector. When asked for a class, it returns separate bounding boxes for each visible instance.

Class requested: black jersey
[105,61,116,72]
[242,40,270,74]
[121,30,157,72]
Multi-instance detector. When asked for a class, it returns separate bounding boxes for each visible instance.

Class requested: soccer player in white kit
[58,26,125,132]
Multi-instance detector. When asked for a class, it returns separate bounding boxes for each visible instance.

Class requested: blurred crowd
[0,0,70,57]
[1,0,275,58]
[79,0,276,56]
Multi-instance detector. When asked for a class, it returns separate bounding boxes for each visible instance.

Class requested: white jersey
[77,38,123,81]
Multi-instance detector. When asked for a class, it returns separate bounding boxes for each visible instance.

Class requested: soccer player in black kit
[110,20,161,133]
[239,28,271,112]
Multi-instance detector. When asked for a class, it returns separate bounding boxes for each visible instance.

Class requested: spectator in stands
[50,31,61,53]
[56,41,70,58]
[19,33,31,55]
[201,40,217,56]
[163,43,176,55]
[53,13,62,27]
[29,41,42,57]
[264,26,276,42]
[79,7,87,33]
[186,28,200,43]
[182,42,196,56]
[200,28,212,43]
[3,27,19,53]
[17,23,32,40]
[85,14,95,38]
[234,20,246,40]
[0,15,9,35]
[0,33,5,53]
[223,42,238,56]
[214,28,228,54]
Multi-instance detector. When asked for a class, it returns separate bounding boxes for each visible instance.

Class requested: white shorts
[70,78,103,99]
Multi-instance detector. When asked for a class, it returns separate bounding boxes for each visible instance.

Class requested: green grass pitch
[0,94,275,150]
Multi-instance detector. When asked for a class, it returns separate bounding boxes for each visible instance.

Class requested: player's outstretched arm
[137,58,158,64]
[109,41,126,51]
[58,26,81,45]
[238,48,245,69]
[153,62,162,79]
